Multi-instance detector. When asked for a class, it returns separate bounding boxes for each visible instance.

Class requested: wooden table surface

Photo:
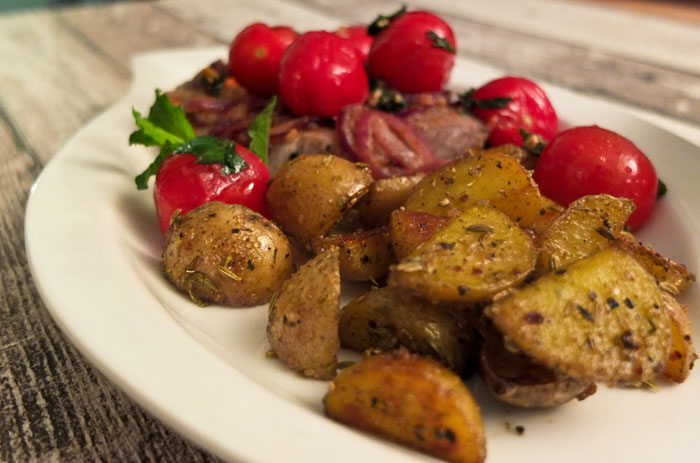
[1,0,699,461]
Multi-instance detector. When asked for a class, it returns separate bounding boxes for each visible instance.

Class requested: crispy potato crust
[488,248,672,385]
[613,234,696,295]
[312,227,393,282]
[356,174,425,228]
[662,291,697,383]
[267,246,341,379]
[265,154,373,248]
[339,286,480,374]
[389,205,536,303]
[537,194,635,273]
[162,201,294,307]
[389,209,450,262]
[324,350,486,463]
[403,152,559,231]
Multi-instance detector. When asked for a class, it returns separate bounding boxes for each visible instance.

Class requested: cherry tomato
[228,23,298,97]
[335,25,374,63]
[470,76,558,147]
[154,146,270,234]
[368,11,456,93]
[278,31,369,117]
[534,125,658,230]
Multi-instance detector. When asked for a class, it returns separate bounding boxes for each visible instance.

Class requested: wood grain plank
[0,117,220,461]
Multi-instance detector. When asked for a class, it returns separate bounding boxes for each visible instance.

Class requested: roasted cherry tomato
[368,11,456,93]
[534,125,658,230]
[335,25,374,63]
[228,23,298,97]
[470,76,558,147]
[154,146,270,234]
[278,31,369,117]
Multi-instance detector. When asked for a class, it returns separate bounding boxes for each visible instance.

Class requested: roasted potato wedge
[389,209,450,262]
[266,154,372,248]
[488,248,671,385]
[389,205,536,304]
[662,291,697,383]
[324,350,486,463]
[479,325,596,408]
[162,201,294,307]
[403,152,558,231]
[267,246,341,379]
[356,174,425,228]
[613,234,696,295]
[339,286,480,374]
[470,144,537,170]
[537,194,635,273]
[312,227,393,282]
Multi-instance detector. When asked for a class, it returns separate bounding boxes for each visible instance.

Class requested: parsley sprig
[131,90,275,189]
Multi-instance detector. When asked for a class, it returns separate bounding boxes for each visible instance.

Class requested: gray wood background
[1,0,699,461]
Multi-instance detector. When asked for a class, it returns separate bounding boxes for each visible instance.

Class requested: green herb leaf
[460,89,512,112]
[369,79,406,113]
[426,31,455,54]
[134,143,175,190]
[129,89,195,147]
[368,5,406,36]
[657,179,667,199]
[173,136,248,176]
[248,96,276,165]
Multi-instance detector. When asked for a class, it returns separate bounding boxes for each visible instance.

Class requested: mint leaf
[657,179,667,199]
[426,31,455,54]
[248,96,276,165]
[173,136,248,175]
[135,144,174,190]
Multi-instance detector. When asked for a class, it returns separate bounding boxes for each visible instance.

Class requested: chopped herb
[554,268,567,275]
[247,96,276,165]
[577,305,595,322]
[648,317,657,333]
[199,67,225,96]
[603,219,612,229]
[588,291,597,301]
[172,136,248,176]
[426,31,455,53]
[595,226,616,241]
[247,259,255,271]
[607,297,619,309]
[621,330,639,350]
[515,425,525,435]
[458,285,468,296]
[524,311,544,324]
[438,242,455,250]
[465,224,494,233]
[367,5,406,36]
[624,297,635,309]
[519,128,545,156]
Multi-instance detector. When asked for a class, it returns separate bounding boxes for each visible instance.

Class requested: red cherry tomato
[278,31,369,117]
[154,146,270,234]
[470,76,558,147]
[534,125,658,231]
[335,25,374,63]
[228,23,298,97]
[368,11,456,93]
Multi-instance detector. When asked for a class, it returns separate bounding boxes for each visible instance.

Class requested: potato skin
[479,326,596,408]
[162,201,294,307]
[355,174,425,228]
[662,291,697,383]
[339,286,480,374]
[389,205,536,304]
[312,227,393,282]
[389,209,450,262]
[265,154,372,248]
[324,350,486,463]
[267,246,341,380]
[488,248,672,385]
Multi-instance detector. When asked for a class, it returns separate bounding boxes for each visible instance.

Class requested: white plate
[26,47,700,462]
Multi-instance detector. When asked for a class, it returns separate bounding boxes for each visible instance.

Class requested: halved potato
[537,194,635,273]
[662,291,697,383]
[339,286,480,374]
[389,209,450,262]
[613,233,696,295]
[479,325,596,408]
[311,227,393,282]
[265,154,372,248]
[266,246,341,379]
[403,152,557,231]
[488,248,672,385]
[355,174,425,227]
[389,205,536,304]
[324,350,486,463]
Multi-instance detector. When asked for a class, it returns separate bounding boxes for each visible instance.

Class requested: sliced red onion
[353,109,437,179]
[336,104,368,158]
